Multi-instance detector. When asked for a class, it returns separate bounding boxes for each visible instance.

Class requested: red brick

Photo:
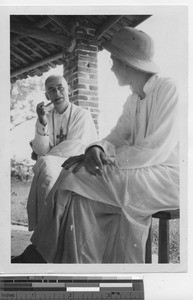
[78,44,98,52]
[89,62,97,68]
[87,28,96,36]
[76,32,96,41]
[73,90,95,96]
[73,100,88,109]
[78,78,97,85]
[73,66,79,73]
[73,90,79,96]
[77,89,98,96]
[70,95,79,102]
[72,83,88,90]
[72,78,78,85]
[76,38,96,46]
[78,60,89,67]
[77,50,97,58]
[91,113,99,119]
[77,100,98,107]
[93,119,99,125]
[64,69,73,77]
[90,96,98,101]
[78,55,97,63]
[89,85,98,91]
[76,50,91,57]
[89,74,98,80]
[78,24,96,32]
[90,108,100,113]
[74,65,97,74]
[62,24,99,128]
[78,95,88,100]
[68,72,88,82]
[78,72,89,78]
[78,83,88,89]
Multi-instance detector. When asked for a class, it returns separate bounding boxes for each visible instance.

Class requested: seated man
[12,27,179,263]
[27,74,98,231]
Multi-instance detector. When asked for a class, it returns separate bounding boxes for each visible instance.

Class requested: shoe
[11,245,46,263]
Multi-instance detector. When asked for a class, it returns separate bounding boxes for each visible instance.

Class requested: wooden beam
[11,60,20,68]
[48,61,57,68]
[131,15,152,27]
[11,51,63,78]
[11,16,52,45]
[11,44,35,61]
[96,15,123,39]
[10,21,71,47]
[33,16,52,28]
[18,40,43,58]
[48,15,70,35]
[10,50,28,64]
[26,37,50,55]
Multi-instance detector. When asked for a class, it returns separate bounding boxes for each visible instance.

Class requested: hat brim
[102,41,160,74]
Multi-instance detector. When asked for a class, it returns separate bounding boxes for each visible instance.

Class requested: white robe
[27,104,98,231]
[31,75,179,263]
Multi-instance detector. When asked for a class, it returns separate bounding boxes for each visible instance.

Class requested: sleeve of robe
[31,109,98,158]
[92,77,179,169]
[31,120,50,156]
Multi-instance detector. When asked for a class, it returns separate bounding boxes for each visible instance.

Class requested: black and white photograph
[0,3,190,284]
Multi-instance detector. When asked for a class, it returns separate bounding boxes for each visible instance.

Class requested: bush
[11,156,33,182]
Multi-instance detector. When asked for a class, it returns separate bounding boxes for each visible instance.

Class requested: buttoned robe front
[31,75,180,263]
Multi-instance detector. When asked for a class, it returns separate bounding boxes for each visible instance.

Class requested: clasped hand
[62,147,113,176]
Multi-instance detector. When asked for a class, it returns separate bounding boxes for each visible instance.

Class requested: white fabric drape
[31,75,180,263]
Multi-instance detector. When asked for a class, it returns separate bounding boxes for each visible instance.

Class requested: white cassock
[31,75,179,263]
[27,103,98,231]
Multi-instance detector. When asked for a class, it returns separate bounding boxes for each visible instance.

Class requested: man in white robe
[27,75,98,231]
[12,27,179,263]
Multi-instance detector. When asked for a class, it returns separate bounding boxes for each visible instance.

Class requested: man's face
[110,55,127,86]
[110,55,133,86]
[45,76,69,112]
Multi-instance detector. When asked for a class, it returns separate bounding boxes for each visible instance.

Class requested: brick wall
[63,23,99,133]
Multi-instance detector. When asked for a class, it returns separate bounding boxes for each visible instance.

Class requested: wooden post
[158,219,169,263]
[145,224,152,263]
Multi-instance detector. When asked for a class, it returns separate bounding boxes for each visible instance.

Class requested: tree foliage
[10,76,46,130]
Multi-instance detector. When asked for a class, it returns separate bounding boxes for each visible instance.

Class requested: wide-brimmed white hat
[102,27,159,74]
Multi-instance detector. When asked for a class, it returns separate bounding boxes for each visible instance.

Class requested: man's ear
[45,92,50,100]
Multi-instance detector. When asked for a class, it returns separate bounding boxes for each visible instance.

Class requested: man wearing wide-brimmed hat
[12,27,179,264]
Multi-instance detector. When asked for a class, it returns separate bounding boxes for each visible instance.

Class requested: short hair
[45,75,68,89]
